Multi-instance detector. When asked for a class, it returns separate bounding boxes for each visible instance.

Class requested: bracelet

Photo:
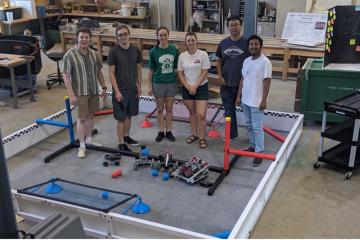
[102,87,107,90]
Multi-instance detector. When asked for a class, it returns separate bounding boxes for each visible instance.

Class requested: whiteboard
[282,12,327,46]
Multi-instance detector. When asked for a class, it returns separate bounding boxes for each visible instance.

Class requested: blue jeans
[220,85,238,139]
[241,103,264,153]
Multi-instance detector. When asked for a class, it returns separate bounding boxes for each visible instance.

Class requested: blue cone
[45,181,63,194]
[132,197,151,214]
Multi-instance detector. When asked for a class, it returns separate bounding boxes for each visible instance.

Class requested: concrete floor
[1,46,360,238]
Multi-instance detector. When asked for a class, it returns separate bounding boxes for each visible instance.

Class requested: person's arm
[63,72,77,106]
[109,65,122,102]
[177,54,191,91]
[137,63,142,97]
[97,69,107,98]
[147,69,154,96]
[215,43,225,85]
[259,59,272,110]
[62,54,77,106]
[260,78,271,110]
[194,51,211,87]
[95,54,107,98]
[236,77,243,106]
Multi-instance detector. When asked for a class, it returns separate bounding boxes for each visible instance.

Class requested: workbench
[0,53,35,108]
[61,28,324,80]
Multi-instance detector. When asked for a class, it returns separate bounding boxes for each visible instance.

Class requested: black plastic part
[321,118,356,144]
[319,142,360,170]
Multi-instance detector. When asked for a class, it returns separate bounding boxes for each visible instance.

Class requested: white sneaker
[86,141,102,147]
[78,148,86,158]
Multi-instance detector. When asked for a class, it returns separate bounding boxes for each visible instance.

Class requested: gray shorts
[112,91,139,121]
[152,82,177,98]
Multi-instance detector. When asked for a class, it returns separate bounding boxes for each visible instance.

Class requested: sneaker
[124,136,139,146]
[244,146,255,152]
[252,157,263,167]
[119,143,132,152]
[222,136,238,142]
[86,140,102,147]
[78,148,86,158]
[155,131,165,142]
[166,131,176,142]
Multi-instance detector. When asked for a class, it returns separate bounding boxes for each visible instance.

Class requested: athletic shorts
[77,95,99,118]
[152,82,177,98]
[112,91,139,121]
[182,82,209,100]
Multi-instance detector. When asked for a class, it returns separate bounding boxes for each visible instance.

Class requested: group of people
[63,16,272,167]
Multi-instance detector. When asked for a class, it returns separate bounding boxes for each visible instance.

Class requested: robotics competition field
[6,97,303,238]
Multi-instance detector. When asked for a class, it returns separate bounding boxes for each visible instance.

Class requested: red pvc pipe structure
[224,117,276,171]
[94,109,113,116]
[263,126,286,142]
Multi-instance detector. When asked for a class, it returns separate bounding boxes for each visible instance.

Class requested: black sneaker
[155,132,165,142]
[124,136,139,146]
[119,143,132,152]
[244,146,255,152]
[166,131,176,142]
[252,158,263,167]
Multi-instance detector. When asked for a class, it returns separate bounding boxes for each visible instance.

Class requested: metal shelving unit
[192,0,223,34]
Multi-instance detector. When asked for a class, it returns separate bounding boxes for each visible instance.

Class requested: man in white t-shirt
[236,35,272,167]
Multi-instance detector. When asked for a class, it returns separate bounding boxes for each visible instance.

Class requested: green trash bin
[300,58,360,122]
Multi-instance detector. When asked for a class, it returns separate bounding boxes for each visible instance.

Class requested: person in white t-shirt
[236,35,272,166]
[178,32,211,148]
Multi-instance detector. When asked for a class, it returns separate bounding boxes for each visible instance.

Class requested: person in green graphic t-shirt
[148,26,179,143]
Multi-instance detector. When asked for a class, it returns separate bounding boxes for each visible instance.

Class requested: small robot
[172,156,209,184]
[103,153,121,167]
[134,146,152,170]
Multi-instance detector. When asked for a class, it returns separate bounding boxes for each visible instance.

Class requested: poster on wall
[282,12,327,47]
[324,5,360,69]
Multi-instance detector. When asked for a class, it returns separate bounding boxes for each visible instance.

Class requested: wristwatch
[102,86,107,90]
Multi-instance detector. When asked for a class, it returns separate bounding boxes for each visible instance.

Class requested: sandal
[199,139,207,149]
[186,135,199,144]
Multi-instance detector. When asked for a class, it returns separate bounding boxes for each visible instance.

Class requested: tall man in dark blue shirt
[216,16,250,140]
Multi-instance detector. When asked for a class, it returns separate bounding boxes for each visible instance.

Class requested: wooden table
[61,13,152,29]
[0,53,35,108]
[61,29,325,81]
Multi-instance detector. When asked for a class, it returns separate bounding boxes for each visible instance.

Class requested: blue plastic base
[45,182,63,194]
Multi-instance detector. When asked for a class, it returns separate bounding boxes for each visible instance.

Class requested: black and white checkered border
[2,110,68,145]
[235,107,299,119]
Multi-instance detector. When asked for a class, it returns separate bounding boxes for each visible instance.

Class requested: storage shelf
[322,118,357,144]
[319,142,360,170]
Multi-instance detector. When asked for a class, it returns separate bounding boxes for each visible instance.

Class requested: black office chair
[40,33,65,89]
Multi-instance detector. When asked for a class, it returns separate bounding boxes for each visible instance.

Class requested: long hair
[156,26,169,46]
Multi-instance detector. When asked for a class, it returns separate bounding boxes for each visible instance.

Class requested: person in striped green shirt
[63,27,107,158]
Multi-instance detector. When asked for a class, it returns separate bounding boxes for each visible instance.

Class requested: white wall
[275,0,307,37]
[149,0,175,29]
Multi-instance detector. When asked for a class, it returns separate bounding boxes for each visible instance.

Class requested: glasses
[159,34,168,37]
[117,32,129,37]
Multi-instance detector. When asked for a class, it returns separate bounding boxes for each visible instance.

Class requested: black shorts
[112,91,139,121]
[182,82,209,100]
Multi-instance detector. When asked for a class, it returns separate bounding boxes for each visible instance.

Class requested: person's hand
[115,91,123,102]
[137,86,142,98]
[100,88,107,98]
[189,84,197,95]
[259,100,267,111]
[69,95,78,107]
[148,88,153,96]
[235,96,241,106]
[219,76,225,85]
